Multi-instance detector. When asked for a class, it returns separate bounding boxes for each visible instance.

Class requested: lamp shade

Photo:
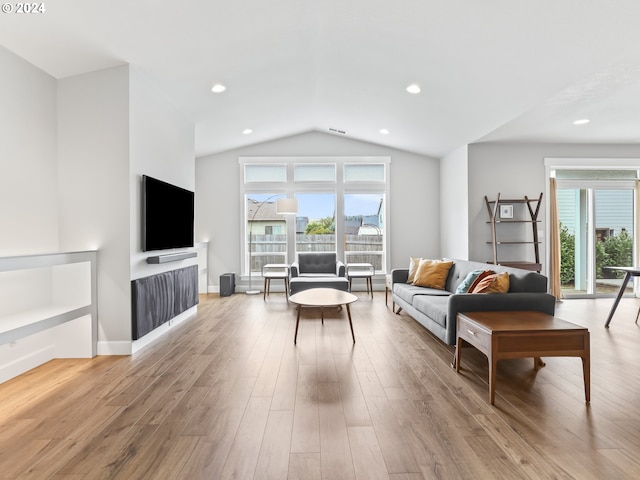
[276,198,298,214]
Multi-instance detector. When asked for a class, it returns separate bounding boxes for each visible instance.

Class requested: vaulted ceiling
[2,1,640,158]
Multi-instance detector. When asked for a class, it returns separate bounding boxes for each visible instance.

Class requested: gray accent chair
[289,252,349,295]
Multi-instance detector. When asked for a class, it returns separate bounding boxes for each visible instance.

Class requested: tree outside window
[295,193,335,253]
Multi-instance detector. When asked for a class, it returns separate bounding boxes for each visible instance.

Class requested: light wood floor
[1,292,640,479]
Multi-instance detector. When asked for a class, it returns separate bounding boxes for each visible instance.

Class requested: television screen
[142,175,195,252]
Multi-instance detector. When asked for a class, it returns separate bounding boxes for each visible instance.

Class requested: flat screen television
[142,175,195,252]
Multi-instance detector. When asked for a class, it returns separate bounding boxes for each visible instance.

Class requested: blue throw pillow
[455,269,484,294]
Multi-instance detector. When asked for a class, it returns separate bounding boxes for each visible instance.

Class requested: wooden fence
[249,234,384,271]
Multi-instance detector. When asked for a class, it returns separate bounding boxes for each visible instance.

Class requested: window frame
[240,156,390,279]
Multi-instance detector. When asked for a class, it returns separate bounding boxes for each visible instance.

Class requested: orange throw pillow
[467,270,495,293]
[470,271,510,294]
[412,260,454,290]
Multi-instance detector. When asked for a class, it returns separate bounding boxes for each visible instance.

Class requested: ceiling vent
[328,127,347,135]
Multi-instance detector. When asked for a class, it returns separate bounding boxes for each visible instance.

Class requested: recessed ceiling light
[406,84,421,94]
[379,129,390,135]
[573,118,590,125]
[242,129,253,135]
[211,83,227,93]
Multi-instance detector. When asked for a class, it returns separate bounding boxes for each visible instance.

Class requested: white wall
[0,46,59,378]
[57,65,132,354]
[440,145,469,260]
[0,46,59,255]
[196,131,439,288]
[129,66,196,281]
[467,142,640,274]
[1,47,197,361]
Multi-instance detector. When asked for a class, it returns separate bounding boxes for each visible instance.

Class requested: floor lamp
[247,196,298,295]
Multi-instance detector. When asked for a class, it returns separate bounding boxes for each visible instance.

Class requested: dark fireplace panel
[132,264,199,340]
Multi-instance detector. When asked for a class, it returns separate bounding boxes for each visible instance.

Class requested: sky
[248,193,383,221]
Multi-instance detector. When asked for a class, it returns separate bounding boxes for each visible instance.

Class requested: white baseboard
[0,345,55,384]
[97,341,132,356]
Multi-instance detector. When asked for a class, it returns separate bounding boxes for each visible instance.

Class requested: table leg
[452,336,462,370]
[263,278,268,301]
[285,277,289,301]
[605,272,632,327]
[346,304,355,343]
[489,352,497,405]
[294,305,301,344]
[583,332,591,403]
[368,277,373,299]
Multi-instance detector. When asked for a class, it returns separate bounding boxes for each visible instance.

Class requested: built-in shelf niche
[0,251,97,383]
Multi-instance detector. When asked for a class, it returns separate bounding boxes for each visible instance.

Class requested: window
[240,157,390,278]
[245,164,286,183]
[344,193,385,270]
[246,193,288,274]
[344,163,385,182]
[296,193,336,253]
[294,164,336,182]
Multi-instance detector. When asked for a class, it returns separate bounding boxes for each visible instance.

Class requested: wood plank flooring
[1,292,640,479]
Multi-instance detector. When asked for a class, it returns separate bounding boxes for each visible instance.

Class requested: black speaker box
[220,273,235,297]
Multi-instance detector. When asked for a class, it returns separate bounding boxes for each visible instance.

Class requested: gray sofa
[289,252,349,295]
[391,258,556,345]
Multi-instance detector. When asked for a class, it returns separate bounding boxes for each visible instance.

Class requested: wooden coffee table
[289,288,358,344]
[452,311,590,405]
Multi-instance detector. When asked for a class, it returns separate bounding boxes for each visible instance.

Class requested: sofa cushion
[299,273,339,278]
[443,258,548,293]
[393,283,450,305]
[289,277,349,295]
[507,271,547,293]
[471,271,510,294]
[297,252,339,274]
[413,260,453,289]
[445,260,493,293]
[413,294,449,328]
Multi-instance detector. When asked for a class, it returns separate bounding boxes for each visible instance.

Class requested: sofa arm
[445,292,557,345]
[336,261,346,277]
[391,268,409,285]
[290,262,300,277]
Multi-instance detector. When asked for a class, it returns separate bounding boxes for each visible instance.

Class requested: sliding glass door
[557,182,635,297]
[594,189,634,294]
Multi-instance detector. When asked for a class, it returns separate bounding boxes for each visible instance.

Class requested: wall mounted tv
[142,175,195,252]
